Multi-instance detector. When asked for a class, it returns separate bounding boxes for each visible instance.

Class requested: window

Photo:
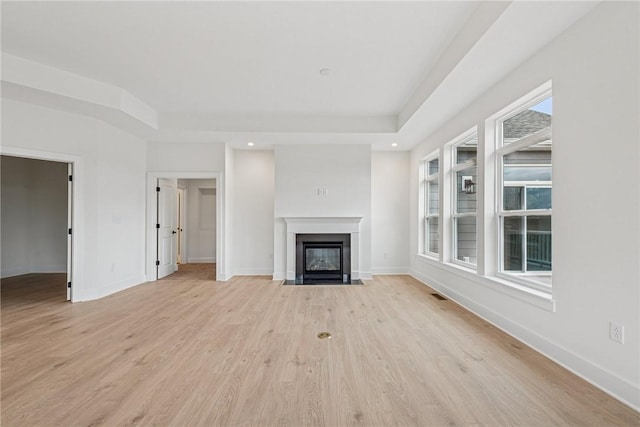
[423,155,439,255]
[416,82,553,301]
[451,131,478,266]
[497,95,552,288]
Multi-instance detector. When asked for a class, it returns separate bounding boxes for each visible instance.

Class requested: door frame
[146,172,224,282]
[176,186,187,264]
[0,145,82,302]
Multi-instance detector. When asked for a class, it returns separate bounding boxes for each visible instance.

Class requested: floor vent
[431,293,447,301]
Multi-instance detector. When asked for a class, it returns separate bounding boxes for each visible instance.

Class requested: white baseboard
[77,275,146,302]
[187,257,215,263]
[217,270,233,281]
[409,269,640,412]
[360,271,373,280]
[1,264,66,279]
[31,264,67,273]
[233,268,273,276]
[1,266,30,279]
[372,267,409,275]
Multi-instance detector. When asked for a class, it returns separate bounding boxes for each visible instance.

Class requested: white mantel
[284,216,363,281]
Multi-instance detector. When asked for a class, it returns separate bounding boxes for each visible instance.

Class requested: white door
[177,187,186,264]
[157,178,178,279]
[66,163,73,301]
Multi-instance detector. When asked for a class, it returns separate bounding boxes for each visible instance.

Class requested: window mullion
[522,216,528,274]
[501,209,551,217]
[496,128,551,156]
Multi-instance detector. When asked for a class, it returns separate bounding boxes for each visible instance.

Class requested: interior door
[177,187,186,264]
[157,178,178,279]
[66,163,73,301]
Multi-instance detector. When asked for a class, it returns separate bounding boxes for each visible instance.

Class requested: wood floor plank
[2,268,639,426]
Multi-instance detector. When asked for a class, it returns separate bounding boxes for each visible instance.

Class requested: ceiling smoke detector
[319,68,330,76]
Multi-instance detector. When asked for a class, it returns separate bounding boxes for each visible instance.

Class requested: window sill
[415,254,556,312]
[419,252,439,261]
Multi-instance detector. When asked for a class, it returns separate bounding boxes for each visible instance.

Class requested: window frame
[495,91,553,292]
[450,129,478,269]
[422,152,440,257]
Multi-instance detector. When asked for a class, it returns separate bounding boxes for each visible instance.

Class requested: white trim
[360,271,373,280]
[0,145,83,302]
[409,268,639,412]
[497,127,552,155]
[450,129,478,269]
[492,83,553,286]
[495,272,552,293]
[0,267,30,279]
[450,258,477,270]
[234,268,273,276]
[492,80,553,123]
[421,151,441,257]
[372,267,410,275]
[500,209,552,217]
[414,253,554,310]
[29,264,67,274]
[82,274,147,302]
[146,172,224,282]
[283,216,363,281]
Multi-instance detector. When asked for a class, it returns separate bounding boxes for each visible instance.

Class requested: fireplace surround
[283,217,363,285]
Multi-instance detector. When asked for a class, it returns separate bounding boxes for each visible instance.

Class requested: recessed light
[248,142,254,146]
[319,68,330,76]
[391,143,398,147]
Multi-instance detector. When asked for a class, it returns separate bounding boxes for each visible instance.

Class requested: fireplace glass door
[303,243,343,281]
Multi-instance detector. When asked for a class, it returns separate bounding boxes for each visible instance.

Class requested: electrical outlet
[609,322,624,344]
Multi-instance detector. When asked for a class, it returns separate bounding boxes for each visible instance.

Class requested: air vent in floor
[431,293,447,301]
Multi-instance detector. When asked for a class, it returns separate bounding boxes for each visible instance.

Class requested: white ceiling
[1,1,598,150]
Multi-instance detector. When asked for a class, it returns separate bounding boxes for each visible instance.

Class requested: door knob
[172,230,177,234]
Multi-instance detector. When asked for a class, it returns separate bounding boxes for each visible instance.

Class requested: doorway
[1,155,73,302]
[147,172,222,282]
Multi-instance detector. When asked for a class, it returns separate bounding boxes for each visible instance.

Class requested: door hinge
[67,282,72,288]
[156,186,160,192]
[156,260,160,266]
[156,223,160,229]
[69,175,73,182]
[68,228,72,235]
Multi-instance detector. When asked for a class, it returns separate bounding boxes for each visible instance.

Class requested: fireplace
[295,233,350,284]
[282,216,363,284]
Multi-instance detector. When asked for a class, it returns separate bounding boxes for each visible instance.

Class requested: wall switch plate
[609,322,624,344]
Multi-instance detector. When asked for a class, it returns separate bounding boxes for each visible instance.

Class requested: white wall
[233,150,274,275]
[371,151,409,274]
[273,144,372,280]
[1,156,68,278]
[146,142,225,173]
[1,99,147,301]
[409,2,639,408]
[185,179,216,263]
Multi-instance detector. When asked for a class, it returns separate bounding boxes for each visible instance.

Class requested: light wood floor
[163,263,216,281]
[2,270,639,426]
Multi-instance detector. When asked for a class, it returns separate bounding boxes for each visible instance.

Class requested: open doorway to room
[148,174,219,282]
[1,155,73,306]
